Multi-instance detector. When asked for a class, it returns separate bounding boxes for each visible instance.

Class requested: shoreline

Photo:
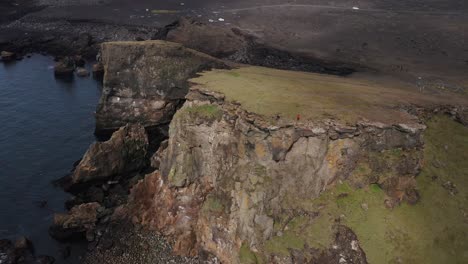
[1,1,467,263]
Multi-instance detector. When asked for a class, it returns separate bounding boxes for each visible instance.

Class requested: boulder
[54,57,75,77]
[165,18,248,58]
[71,124,148,184]
[1,51,15,61]
[76,67,90,77]
[73,55,86,67]
[0,236,53,264]
[91,62,104,78]
[49,202,103,241]
[95,40,227,134]
[35,255,56,264]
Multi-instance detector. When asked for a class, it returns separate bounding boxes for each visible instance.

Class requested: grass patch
[177,104,223,123]
[190,67,468,125]
[202,196,225,214]
[239,243,259,264]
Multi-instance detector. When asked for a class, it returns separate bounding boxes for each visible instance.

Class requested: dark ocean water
[0,55,101,261]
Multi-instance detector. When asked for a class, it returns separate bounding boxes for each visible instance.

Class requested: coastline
[1,0,467,263]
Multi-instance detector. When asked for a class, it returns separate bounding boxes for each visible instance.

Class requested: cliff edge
[122,63,467,263]
[95,40,228,136]
[65,41,467,264]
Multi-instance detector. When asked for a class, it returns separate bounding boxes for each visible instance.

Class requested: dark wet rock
[59,246,71,260]
[34,255,55,264]
[164,18,249,58]
[1,51,15,61]
[14,236,34,252]
[73,55,86,67]
[54,57,75,77]
[95,40,228,135]
[65,186,105,210]
[91,63,104,78]
[0,237,53,264]
[49,202,103,241]
[76,67,90,77]
[311,225,368,264]
[70,124,148,185]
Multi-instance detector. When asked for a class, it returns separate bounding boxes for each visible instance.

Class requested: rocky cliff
[95,41,228,136]
[119,64,468,263]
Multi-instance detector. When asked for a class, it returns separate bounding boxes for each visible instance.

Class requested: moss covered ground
[190,67,467,125]
[262,115,468,263]
[176,104,223,123]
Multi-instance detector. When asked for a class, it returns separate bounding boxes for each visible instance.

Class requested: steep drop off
[60,41,467,264]
[114,50,467,263]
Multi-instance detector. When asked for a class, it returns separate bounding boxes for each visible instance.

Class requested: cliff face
[95,41,227,135]
[122,65,468,263]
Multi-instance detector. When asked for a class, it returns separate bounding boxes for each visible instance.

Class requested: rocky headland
[42,40,468,264]
[1,1,467,263]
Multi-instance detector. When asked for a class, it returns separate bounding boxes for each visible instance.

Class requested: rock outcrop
[76,67,90,77]
[95,40,228,136]
[0,237,55,264]
[71,124,148,185]
[120,64,468,263]
[164,18,249,58]
[50,202,104,241]
[54,57,75,77]
[0,51,15,61]
[125,89,424,262]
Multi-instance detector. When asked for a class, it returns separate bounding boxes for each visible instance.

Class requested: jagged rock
[73,55,86,67]
[122,88,427,262]
[14,236,33,252]
[311,226,368,264]
[455,107,468,125]
[76,67,90,77]
[71,124,148,185]
[35,255,55,264]
[0,237,53,264]
[165,18,248,58]
[91,63,104,77]
[54,57,75,77]
[49,202,103,241]
[115,56,467,263]
[1,51,15,61]
[95,40,228,135]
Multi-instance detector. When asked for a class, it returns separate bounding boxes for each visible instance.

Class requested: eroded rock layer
[89,42,467,264]
[95,41,228,135]
[122,85,468,263]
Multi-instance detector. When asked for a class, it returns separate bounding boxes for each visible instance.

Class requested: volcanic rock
[71,124,148,185]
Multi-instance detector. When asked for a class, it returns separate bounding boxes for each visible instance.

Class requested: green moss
[227,71,241,77]
[178,104,223,123]
[239,243,258,264]
[167,166,186,187]
[189,67,465,124]
[264,232,305,256]
[202,196,225,214]
[263,115,468,263]
[369,183,383,193]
